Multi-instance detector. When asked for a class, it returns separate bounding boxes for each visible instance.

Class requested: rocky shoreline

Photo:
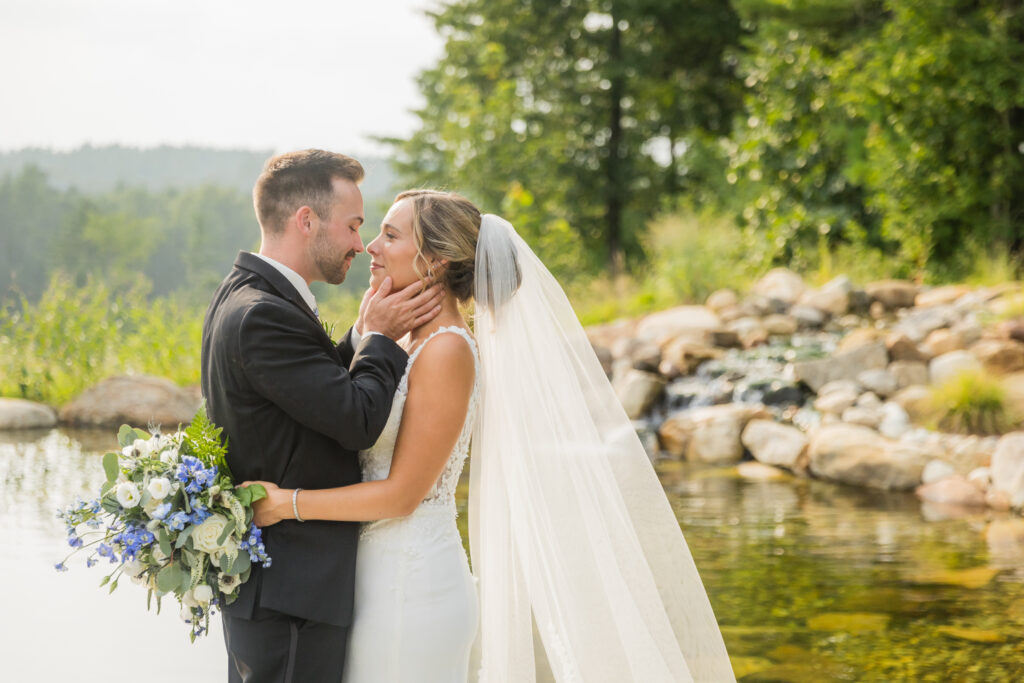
[590,270,1024,514]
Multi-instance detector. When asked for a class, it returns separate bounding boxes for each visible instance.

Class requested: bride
[247,190,735,682]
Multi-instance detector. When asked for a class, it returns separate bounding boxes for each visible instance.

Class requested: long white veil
[469,214,735,682]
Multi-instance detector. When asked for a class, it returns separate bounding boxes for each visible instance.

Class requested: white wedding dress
[343,326,480,683]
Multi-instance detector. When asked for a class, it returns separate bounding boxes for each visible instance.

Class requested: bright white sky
[0,0,444,154]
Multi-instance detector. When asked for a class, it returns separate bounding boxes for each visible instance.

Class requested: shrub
[928,370,1016,436]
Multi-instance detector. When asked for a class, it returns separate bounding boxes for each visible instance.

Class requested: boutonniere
[321,318,336,341]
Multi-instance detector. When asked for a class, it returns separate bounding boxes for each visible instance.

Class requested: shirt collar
[252,253,318,316]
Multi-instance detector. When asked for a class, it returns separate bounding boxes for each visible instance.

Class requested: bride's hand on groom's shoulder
[240,480,288,528]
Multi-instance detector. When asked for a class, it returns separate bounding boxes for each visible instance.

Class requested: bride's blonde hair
[394,189,481,303]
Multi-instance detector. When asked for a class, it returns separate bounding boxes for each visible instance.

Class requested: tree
[389,0,743,276]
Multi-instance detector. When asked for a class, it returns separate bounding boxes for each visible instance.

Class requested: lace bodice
[358,326,479,512]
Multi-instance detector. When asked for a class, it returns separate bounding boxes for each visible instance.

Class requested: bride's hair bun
[394,190,481,303]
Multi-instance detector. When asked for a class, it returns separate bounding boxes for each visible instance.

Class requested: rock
[916,285,972,308]
[59,375,200,429]
[798,276,851,317]
[886,332,928,363]
[819,379,863,396]
[814,388,859,415]
[791,341,888,393]
[922,459,957,484]
[994,318,1024,344]
[951,315,985,347]
[869,301,887,320]
[970,338,1024,375]
[891,385,934,423]
[889,361,929,389]
[838,328,886,353]
[741,419,808,469]
[585,319,636,350]
[611,338,662,373]
[894,305,959,343]
[790,305,827,329]
[967,467,991,489]
[705,289,738,313]
[991,433,1024,508]
[736,461,789,480]
[916,475,986,507]
[752,268,807,306]
[856,391,882,408]
[929,350,983,384]
[857,369,898,398]
[614,370,665,419]
[842,405,884,429]
[726,317,770,348]
[635,306,722,346]
[808,424,926,490]
[0,398,58,430]
[921,328,966,357]
[657,419,691,458]
[987,489,1013,511]
[709,330,742,349]
[661,338,723,375]
[878,402,911,439]
[763,314,798,336]
[865,279,919,310]
[658,404,766,464]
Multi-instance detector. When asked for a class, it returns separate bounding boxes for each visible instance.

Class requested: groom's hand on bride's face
[361,276,443,341]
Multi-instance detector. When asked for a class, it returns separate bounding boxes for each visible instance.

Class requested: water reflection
[3,431,1023,681]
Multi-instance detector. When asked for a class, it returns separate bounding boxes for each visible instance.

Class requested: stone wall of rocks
[590,269,1024,513]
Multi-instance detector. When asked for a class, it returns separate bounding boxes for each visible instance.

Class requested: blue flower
[166,511,191,532]
[239,524,272,568]
[54,562,68,572]
[86,558,98,568]
[152,502,172,520]
[97,543,114,559]
[67,533,83,549]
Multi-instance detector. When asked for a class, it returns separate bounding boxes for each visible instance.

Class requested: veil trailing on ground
[469,214,735,682]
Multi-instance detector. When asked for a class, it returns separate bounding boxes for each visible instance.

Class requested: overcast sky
[0,0,444,154]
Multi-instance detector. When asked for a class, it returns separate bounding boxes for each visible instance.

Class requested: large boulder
[791,341,888,393]
[808,424,927,490]
[991,433,1024,508]
[916,475,986,508]
[894,305,959,343]
[635,306,722,346]
[857,368,898,398]
[889,361,929,389]
[838,328,887,353]
[741,419,808,469]
[614,370,664,419]
[0,398,58,430]
[705,289,738,313]
[970,339,1024,375]
[658,404,766,464]
[916,285,972,308]
[921,328,966,358]
[59,375,200,429]
[798,276,852,317]
[886,332,928,363]
[752,268,807,306]
[865,280,919,310]
[929,350,983,384]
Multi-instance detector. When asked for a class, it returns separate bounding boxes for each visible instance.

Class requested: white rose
[179,604,195,623]
[182,587,200,608]
[133,438,151,456]
[192,514,230,554]
[193,584,214,604]
[123,558,146,578]
[147,477,172,500]
[160,448,179,465]
[116,481,141,508]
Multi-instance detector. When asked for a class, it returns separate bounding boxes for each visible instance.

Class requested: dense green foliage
[395,0,1024,279]
[388,0,743,274]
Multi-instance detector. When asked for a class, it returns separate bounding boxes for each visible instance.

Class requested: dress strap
[398,326,478,394]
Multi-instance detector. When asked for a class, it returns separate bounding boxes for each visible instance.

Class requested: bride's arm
[248,333,475,526]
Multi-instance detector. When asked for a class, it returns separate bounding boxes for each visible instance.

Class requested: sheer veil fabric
[469,215,736,682]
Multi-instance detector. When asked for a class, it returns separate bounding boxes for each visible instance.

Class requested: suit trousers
[223,604,349,683]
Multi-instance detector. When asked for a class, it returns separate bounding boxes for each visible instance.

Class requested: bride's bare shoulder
[408,328,476,388]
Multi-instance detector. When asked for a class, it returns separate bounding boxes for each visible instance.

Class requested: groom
[201,149,441,682]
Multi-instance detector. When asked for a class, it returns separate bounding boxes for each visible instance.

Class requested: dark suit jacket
[201,251,407,627]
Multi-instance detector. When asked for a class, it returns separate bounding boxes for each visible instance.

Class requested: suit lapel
[233,251,325,332]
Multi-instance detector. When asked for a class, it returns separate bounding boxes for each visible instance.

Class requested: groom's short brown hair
[254,149,364,235]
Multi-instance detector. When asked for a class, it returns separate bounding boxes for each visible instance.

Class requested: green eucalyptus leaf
[158,528,172,557]
[175,525,195,549]
[102,451,119,482]
[156,563,184,593]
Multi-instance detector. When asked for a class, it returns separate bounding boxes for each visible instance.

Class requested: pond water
[3,429,1023,681]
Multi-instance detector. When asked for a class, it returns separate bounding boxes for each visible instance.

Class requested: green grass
[0,274,203,406]
[928,370,1016,436]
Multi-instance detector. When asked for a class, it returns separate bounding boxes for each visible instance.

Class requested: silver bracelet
[292,488,304,522]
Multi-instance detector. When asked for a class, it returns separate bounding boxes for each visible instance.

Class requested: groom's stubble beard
[312,223,356,285]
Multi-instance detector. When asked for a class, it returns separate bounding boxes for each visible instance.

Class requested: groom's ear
[294,206,315,234]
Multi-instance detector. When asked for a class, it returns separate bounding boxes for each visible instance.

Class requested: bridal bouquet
[55,407,270,640]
